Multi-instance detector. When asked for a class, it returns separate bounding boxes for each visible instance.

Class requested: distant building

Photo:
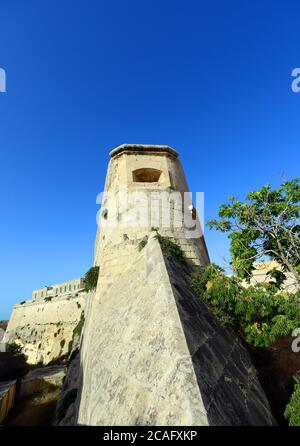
[249,261,299,293]
[32,277,85,302]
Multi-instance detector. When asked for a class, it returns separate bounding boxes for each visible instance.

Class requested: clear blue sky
[0,0,299,319]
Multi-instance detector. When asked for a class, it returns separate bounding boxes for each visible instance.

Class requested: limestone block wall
[78,235,208,425]
[76,235,275,426]
[3,293,88,365]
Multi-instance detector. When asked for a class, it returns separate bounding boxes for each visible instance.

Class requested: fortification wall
[3,293,88,365]
[77,234,208,425]
[75,235,275,426]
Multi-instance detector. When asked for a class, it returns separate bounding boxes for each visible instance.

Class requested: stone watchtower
[94,144,209,288]
[76,144,275,426]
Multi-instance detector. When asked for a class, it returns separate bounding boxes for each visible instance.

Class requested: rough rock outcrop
[19,365,66,400]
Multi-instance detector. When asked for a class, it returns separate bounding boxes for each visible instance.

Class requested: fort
[75,144,275,425]
[3,277,89,365]
[3,144,276,425]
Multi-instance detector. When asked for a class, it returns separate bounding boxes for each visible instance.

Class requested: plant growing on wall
[44,296,53,302]
[155,233,185,262]
[84,266,99,291]
[68,311,85,354]
[138,239,148,251]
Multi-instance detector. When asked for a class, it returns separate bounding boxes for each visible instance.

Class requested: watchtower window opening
[132,168,162,183]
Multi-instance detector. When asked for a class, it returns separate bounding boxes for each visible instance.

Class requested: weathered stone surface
[19,365,66,399]
[76,235,276,425]
[3,294,88,365]
[78,235,208,426]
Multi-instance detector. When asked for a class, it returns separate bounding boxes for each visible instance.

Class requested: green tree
[208,179,300,285]
[191,265,300,347]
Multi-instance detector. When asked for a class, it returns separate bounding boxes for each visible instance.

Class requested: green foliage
[84,266,99,291]
[68,311,85,354]
[60,339,65,349]
[155,233,185,262]
[56,388,78,424]
[138,239,148,251]
[19,301,26,305]
[208,179,300,283]
[191,263,225,296]
[6,342,22,354]
[44,296,53,302]
[266,268,287,289]
[191,265,300,347]
[191,266,241,326]
[73,312,85,338]
[284,377,300,426]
